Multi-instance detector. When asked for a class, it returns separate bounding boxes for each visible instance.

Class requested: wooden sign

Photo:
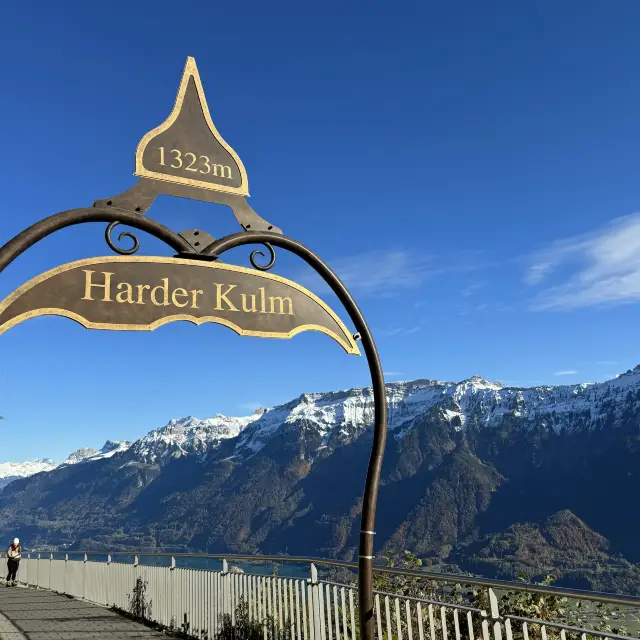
[134,57,249,197]
[0,257,359,354]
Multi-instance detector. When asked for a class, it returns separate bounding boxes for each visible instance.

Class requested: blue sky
[1,1,640,461]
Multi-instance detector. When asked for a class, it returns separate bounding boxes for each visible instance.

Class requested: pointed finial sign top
[134,57,249,197]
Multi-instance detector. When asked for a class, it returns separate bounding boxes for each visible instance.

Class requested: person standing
[6,538,21,587]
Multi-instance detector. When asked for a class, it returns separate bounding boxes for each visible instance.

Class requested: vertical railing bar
[296,580,303,640]
[428,604,436,640]
[417,602,425,640]
[290,579,297,640]
[262,576,268,640]
[318,578,326,640]
[406,600,414,640]
[441,606,448,640]
[284,578,290,634]
[373,593,382,640]
[385,596,392,640]
[504,619,513,640]
[348,588,356,640]
[466,611,474,640]
[251,575,256,622]
[334,585,342,640]
[268,574,272,633]
[375,594,383,640]
[275,576,280,636]
[276,576,282,631]
[301,579,308,640]
[340,587,349,640]
[453,608,461,640]
[394,598,403,640]
[325,583,334,640]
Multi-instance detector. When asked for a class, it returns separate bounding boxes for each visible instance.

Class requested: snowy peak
[129,414,260,464]
[99,440,131,456]
[0,458,57,490]
[61,448,99,466]
[61,440,132,466]
[0,458,56,479]
[6,367,640,479]
[233,369,640,456]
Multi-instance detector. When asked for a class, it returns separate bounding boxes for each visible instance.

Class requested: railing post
[308,563,321,640]
[49,553,53,591]
[107,554,112,607]
[170,556,176,631]
[36,553,40,589]
[64,553,68,594]
[488,588,503,640]
[222,559,230,623]
[83,553,88,600]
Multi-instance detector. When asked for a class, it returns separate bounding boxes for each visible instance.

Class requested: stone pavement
[0,585,166,639]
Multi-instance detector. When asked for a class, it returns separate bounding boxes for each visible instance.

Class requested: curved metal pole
[0,208,192,274]
[202,231,387,640]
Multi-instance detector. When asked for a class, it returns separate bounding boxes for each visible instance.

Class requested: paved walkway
[0,585,166,639]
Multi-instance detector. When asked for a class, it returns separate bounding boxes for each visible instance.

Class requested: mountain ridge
[2,367,638,484]
[2,366,640,595]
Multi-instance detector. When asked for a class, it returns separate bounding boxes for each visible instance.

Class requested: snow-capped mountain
[0,413,262,486]
[6,366,640,480]
[61,440,132,467]
[232,366,640,457]
[129,414,261,464]
[0,458,56,490]
[3,366,640,595]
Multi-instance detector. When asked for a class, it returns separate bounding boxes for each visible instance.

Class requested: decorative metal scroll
[0,256,360,355]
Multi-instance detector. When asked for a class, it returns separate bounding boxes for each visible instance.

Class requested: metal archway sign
[0,57,387,640]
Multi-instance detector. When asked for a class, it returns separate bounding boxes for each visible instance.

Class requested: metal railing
[2,551,637,640]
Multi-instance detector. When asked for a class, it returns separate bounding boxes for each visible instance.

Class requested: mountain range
[2,367,640,594]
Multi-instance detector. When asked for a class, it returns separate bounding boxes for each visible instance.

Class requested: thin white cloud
[374,327,405,337]
[405,326,422,335]
[384,371,404,377]
[596,360,617,366]
[525,212,640,310]
[553,370,578,376]
[296,249,481,298]
[462,281,486,297]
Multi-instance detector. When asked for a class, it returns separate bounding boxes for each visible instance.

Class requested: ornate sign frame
[0,57,387,640]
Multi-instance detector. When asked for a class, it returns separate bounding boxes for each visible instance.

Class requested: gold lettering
[170,148,182,168]
[199,156,211,174]
[150,278,170,306]
[136,284,150,304]
[115,282,134,304]
[212,164,233,179]
[241,293,257,312]
[157,148,232,181]
[82,270,113,302]
[269,296,294,315]
[172,287,189,308]
[214,284,238,311]
[185,152,198,172]
[190,289,203,308]
[259,287,266,313]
